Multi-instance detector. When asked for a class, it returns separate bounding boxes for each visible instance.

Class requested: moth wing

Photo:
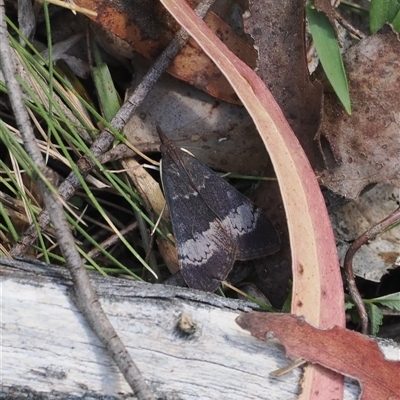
[177,221,237,292]
[221,195,280,260]
[177,152,280,260]
[161,158,237,292]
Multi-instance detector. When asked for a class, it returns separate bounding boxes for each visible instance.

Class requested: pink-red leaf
[237,312,400,400]
[159,0,345,398]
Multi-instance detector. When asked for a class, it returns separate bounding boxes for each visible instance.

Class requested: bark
[2,258,399,399]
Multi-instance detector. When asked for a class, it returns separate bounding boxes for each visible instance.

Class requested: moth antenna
[156,125,169,144]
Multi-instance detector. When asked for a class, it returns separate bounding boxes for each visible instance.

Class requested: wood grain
[2,258,397,399]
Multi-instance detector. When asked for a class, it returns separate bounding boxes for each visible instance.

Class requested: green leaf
[281,286,292,313]
[344,301,355,310]
[370,292,400,311]
[90,39,121,122]
[306,3,351,114]
[366,303,384,336]
[370,0,400,34]
[391,9,400,33]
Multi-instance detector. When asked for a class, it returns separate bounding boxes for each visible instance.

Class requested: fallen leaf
[236,312,400,400]
[124,71,268,175]
[320,30,400,199]
[74,0,257,103]
[243,0,324,311]
[244,0,324,170]
[243,4,342,396]
[331,184,400,282]
[159,1,345,399]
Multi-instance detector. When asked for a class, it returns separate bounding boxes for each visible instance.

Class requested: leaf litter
[320,30,400,199]
[2,1,400,399]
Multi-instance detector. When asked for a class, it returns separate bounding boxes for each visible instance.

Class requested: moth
[158,127,280,292]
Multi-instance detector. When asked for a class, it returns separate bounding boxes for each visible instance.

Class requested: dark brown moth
[158,127,280,292]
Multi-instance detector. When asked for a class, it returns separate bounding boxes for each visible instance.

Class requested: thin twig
[12,0,217,256]
[86,221,138,259]
[344,206,400,334]
[98,142,160,164]
[0,2,156,398]
[334,9,366,40]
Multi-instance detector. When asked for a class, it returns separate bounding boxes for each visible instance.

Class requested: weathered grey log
[2,258,399,399]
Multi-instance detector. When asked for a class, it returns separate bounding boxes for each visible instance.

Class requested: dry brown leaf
[320,30,400,199]
[244,0,324,170]
[124,72,268,176]
[74,0,256,103]
[119,157,179,274]
[236,312,400,400]
[331,184,400,282]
